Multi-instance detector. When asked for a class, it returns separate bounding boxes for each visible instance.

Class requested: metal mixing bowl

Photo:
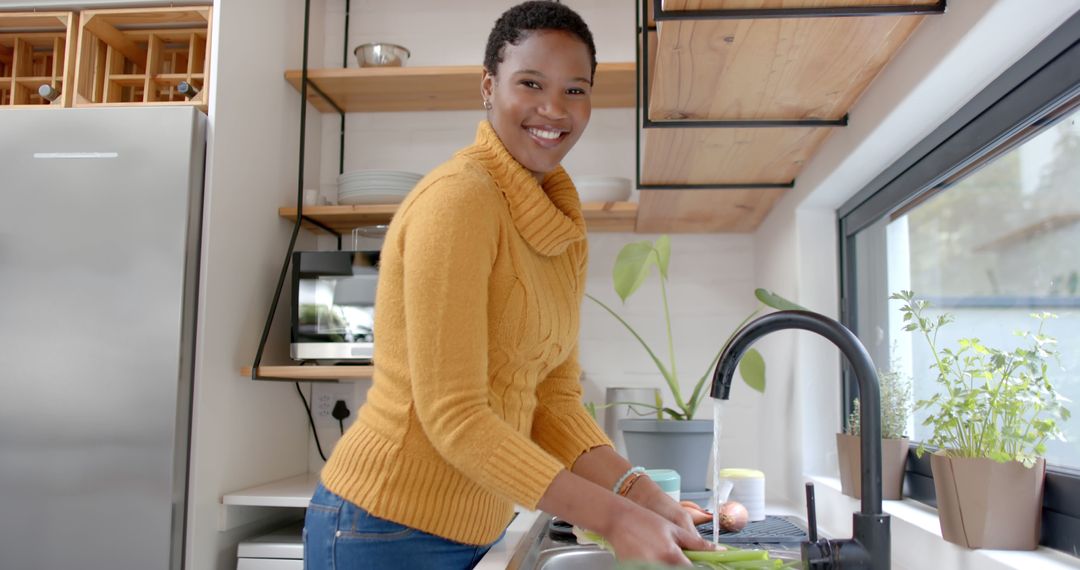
[354,43,410,67]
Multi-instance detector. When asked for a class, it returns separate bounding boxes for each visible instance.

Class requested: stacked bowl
[337,170,422,205]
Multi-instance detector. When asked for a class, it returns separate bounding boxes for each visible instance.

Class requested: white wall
[753,0,1080,510]
[186,0,325,569]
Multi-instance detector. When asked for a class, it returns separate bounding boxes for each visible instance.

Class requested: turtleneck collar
[458,121,585,257]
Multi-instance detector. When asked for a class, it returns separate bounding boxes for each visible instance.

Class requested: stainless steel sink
[506,514,803,570]
[534,547,616,570]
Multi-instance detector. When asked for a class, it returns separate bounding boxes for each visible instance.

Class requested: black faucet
[711,310,890,570]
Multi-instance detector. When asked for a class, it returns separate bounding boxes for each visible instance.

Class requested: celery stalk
[684,549,769,563]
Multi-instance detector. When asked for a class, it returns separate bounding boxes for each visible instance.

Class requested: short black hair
[483,1,597,80]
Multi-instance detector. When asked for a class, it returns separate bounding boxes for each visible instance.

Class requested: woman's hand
[538,470,715,568]
[603,500,714,566]
[625,477,707,536]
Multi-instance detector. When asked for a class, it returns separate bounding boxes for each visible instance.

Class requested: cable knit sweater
[321,121,613,545]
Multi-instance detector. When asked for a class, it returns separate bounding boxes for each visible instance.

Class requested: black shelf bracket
[652,0,946,21]
[645,116,848,129]
[638,181,795,191]
[300,214,342,241]
[251,0,349,380]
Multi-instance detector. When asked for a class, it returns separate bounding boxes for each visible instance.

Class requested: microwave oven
[290,250,380,362]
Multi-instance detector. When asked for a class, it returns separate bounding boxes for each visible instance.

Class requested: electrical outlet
[312,382,357,428]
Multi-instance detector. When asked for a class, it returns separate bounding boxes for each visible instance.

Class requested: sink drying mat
[697,515,807,544]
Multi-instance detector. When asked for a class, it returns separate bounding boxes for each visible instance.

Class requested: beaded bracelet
[612,466,646,495]
[618,472,646,497]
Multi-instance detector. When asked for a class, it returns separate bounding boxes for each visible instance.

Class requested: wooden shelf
[284,62,636,113]
[649,2,927,122]
[240,365,374,381]
[635,0,935,232]
[279,201,639,234]
[637,188,787,234]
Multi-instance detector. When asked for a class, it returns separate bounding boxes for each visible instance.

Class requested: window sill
[806,475,1080,570]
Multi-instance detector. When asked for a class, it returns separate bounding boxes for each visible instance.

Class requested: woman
[304,2,713,568]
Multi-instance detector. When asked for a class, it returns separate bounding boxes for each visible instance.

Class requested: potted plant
[587,235,801,492]
[893,290,1071,550]
[836,363,912,500]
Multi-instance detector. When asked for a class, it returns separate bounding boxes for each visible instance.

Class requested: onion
[717,500,749,532]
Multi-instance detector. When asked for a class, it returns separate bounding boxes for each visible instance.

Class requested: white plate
[339,187,412,196]
[337,170,422,182]
[338,193,408,205]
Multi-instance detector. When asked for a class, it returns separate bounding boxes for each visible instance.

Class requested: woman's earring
[483,99,492,110]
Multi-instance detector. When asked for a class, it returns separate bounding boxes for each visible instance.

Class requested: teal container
[645,469,681,501]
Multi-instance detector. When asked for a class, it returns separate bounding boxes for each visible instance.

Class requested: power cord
[295,382,328,462]
[332,399,351,435]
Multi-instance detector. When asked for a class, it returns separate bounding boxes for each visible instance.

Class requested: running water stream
[712,400,725,544]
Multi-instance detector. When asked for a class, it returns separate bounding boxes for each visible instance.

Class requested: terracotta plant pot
[930,453,1046,550]
[835,433,908,500]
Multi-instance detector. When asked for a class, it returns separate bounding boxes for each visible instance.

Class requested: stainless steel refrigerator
[0,106,205,570]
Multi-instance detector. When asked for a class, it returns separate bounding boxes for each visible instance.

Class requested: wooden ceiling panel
[649,8,924,121]
[636,188,787,233]
[641,127,832,184]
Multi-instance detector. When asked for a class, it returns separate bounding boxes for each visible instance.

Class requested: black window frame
[838,10,1080,556]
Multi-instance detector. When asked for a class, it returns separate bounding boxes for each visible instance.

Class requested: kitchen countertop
[223,473,543,568]
[222,471,321,507]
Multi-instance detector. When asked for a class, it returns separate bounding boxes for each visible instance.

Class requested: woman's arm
[570,445,701,535]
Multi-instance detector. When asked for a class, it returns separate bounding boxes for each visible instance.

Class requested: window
[839,12,1080,556]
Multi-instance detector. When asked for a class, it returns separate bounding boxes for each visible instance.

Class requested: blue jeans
[304,482,501,570]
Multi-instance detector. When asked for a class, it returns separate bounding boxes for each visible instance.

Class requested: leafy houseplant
[587,235,802,421]
[586,236,801,493]
[836,366,912,500]
[893,290,1071,549]
[845,366,912,440]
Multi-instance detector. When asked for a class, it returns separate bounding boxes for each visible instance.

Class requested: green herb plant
[846,365,912,439]
[587,235,802,421]
[893,290,1071,467]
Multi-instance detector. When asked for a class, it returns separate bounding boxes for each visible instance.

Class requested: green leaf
[655,235,671,279]
[754,288,806,311]
[613,241,657,302]
[739,348,766,393]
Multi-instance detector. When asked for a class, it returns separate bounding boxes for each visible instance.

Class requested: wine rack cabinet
[73,6,211,110]
[0,12,77,107]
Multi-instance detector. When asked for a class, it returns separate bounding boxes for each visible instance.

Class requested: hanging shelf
[284,62,636,113]
[278,201,639,235]
[240,365,373,381]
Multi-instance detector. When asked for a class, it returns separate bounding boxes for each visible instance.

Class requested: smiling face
[482,29,593,182]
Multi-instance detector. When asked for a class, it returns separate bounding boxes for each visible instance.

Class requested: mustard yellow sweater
[321,121,612,545]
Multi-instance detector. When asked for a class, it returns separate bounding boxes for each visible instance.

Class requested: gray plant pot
[619,418,713,492]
